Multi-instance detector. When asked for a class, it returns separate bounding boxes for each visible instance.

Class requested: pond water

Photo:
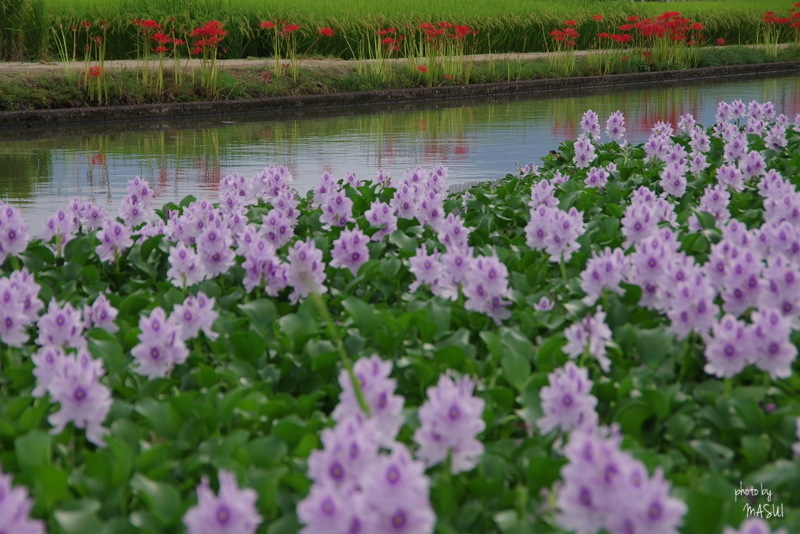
[1,73,799,228]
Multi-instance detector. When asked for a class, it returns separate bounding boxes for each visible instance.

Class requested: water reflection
[1,73,799,227]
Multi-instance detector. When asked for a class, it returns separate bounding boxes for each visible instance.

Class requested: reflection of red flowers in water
[91,153,105,166]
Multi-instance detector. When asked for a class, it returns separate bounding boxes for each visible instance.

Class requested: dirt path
[0,51,590,74]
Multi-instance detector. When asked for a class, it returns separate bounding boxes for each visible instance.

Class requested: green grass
[3,44,799,112]
[0,0,793,61]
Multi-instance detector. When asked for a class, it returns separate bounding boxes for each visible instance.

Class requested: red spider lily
[627,15,638,22]
[565,20,576,27]
[379,27,397,36]
[260,20,275,29]
[154,45,170,54]
[419,22,434,31]
[381,36,396,45]
[417,65,428,73]
[444,74,453,80]
[439,21,452,29]
[716,38,726,46]
[82,21,91,28]
[592,14,603,21]
[453,25,476,39]
[153,32,171,45]
[691,22,704,31]
[598,32,609,39]
[611,33,632,43]
[191,20,226,39]
[173,38,186,46]
[318,27,335,37]
[656,11,681,21]
[619,23,634,31]
[281,24,301,35]
[88,66,102,77]
[133,19,161,31]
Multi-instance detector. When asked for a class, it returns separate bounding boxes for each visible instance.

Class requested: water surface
[1,73,799,228]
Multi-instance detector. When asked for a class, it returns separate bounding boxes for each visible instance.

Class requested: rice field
[3,0,799,61]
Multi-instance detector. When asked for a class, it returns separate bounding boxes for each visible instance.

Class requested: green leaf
[612,399,653,443]
[54,500,104,534]
[15,430,51,473]
[342,296,378,334]
[31,465,71,512]
[636,327,674,368]
[690,440,734,471]
[238,299,277,338]
[130,474,182,525]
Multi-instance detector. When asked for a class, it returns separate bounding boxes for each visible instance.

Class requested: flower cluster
[300,356,435,534]
[525,200,586,263]
[557,425,687,534]
[563,307,614,372]
[537,362,598,434]
[0,465,45,533]
[414,372,485,473]
[0,268,43,347]
[183,470,262,534]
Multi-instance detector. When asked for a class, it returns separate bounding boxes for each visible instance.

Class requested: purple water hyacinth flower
[557,425,687,534]
[173,292,219,341]
[37,299,85,349]
[0,283,30,348]
[375,167,392,188]
[703,314,753,378]
[716,100,732,123]
[739,150,767,181]
[544,207,585,262]
[131,307,188,378]
[724,518,787,534]
[552,169,570,183]
[749,307,797,379]
[313,172,339,208]
[794,418,800,458]
[359,445,435,534]
[42,208,77,254]
[729,99,746,120]
[437,212,470,251]
[723,131,748,162]
[651,120,674,137]
[529,179,559,209]
[364,200,398,242]
[183,470,262,534]
[0,202,29,263]
[262,208,295,248]
[580,110,601,140]
[440,244,474,287]
[79,201,109,230]
[391,183,418,220]
[31,344,65,398]
[307,414,380,490]
[689,153,709,175]
[580,247,627,305]
[197,226,235,279]
[331,228,370,276]
[659,161,687,198]
[677,112,695,133]
[537,362,598,435]
[333,355,404,445]
[765,122,788,150]
[573,134,597,169]
[47,348,111,447]
[689,125,711,154]
[416,189,446,231]
[463,253,512,324]
[606,110,626,143]
[644,132,671,162]
[409,246,457,300]
[344,171,362,188]
[320,190,355,229]
[95,219,133,263]
[533,295,555,311]
[270,189,300,221]
[563,307,613,372]
[525,204,552,251]
[242,236,286,295]
[286,238,327,303]
[584,166,608,189]
[414,372,485,473]
[757,169,792,201]
[257,164,294,199]
[713,120,738,142]
[297,482,363,534]
[0,465,46,534]
[621,204,658,250]
[167,242,206,288]
[83,293,118,334]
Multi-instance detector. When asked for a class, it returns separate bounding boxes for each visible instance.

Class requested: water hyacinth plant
[2,97,800,533]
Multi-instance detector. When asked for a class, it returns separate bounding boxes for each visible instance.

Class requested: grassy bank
[2,45,799,113]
